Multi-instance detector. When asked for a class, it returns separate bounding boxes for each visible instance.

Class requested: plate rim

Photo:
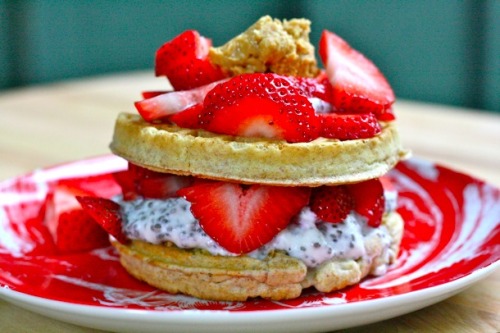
[1,261,498,322]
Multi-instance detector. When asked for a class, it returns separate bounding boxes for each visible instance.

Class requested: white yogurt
[119,193,396,268]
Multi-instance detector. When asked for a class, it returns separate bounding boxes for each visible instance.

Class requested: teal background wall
[1,0,499,112]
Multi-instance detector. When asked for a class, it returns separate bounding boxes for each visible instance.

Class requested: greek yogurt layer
[119,190,397,269]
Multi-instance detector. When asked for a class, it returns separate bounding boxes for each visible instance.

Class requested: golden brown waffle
[110,113,409,186]
[112,212,403,301]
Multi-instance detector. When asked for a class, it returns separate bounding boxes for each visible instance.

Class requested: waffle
[112,211,403,301]
[110,113,409,186]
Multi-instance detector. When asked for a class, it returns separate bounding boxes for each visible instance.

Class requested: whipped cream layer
[119,190,397,269]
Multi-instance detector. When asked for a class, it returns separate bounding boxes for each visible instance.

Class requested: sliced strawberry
[114,163,193,200]
[44,182,94,238]
[294,72,333,102]
[112,170,137,201]
[38,176,121,254]
[379,175,395,192]
[141,90,170,99]
[177,182,310,254]
[310,185,354,223]
[169,103,204,129]
[200,73,321,143]
[378,107,396,121]
[76,196,128,244]
[137,175,193,199]
[319,30,395,119]
[135,79,226,122]
[319,112,381,140]
[155,30,227,90]
[55,209,110,253]
[131,163,193,199]
[348,178,385,227]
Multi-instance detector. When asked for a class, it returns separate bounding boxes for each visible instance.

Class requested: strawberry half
[76,196,128,244]
[155,30,227,91]
[320,112,381,140]
[319,30,395,119]
[310,185,354,223]
[200,73,321,143]
[177,182,311,254]
[55,209,110,253]
[135,79,227,122]
[348,178,385,227]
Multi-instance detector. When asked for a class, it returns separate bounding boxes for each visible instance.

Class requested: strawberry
[379,107,396,121]
[131,163,193,199]
[137,174,193,199]
[294,71,333,102]
[319,30,395,119]
[348,178,385,227]
[76,196,128,244]
[113,170,137,201]
[379,175,395,192]
[199,73,321,143]
[141,90,169,99]
[177,182,311,254]
[113,163,193,200]
[310,185,354,223]
[169,103,204,129]
[155,30,227,91]
[135,79,227,122]
[55,209,110,253]
[44,181,94,238]
[320,112,381,140]
[40,177,121,254]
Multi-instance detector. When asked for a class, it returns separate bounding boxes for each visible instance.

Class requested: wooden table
[0,71,499,332]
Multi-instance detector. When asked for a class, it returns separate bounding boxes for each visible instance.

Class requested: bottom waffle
[112,211,403,301]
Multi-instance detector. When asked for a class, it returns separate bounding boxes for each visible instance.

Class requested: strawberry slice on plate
[310,185,354,223]
[319,112,381,140]
[155,30,227,91]
[200,73,321,143]
[76,196,128,244]
[348,178,385,227]
[55,209,110,253]
[177,182,311,254]
[319,30,395,119]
